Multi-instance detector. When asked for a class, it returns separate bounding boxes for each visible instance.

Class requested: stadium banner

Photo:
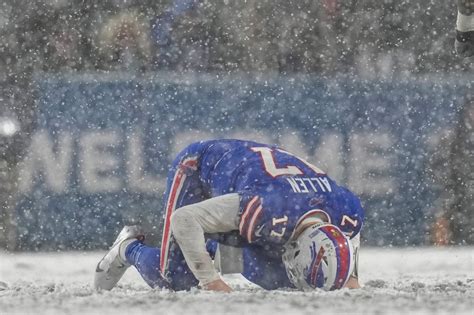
[14,73,470,249]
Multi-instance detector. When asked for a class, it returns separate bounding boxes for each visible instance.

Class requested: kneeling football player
[95,140,364,292]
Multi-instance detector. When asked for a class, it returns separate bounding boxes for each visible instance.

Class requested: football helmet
[282,223,354,291]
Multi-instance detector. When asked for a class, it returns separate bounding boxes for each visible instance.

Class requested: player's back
[198,139,364,245]
[199,139,276,194]
[200,139,329,195]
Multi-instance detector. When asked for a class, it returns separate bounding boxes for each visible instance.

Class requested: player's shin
[124,242,171,289]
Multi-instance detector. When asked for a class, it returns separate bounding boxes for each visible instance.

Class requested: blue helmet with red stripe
[282,223,354,291]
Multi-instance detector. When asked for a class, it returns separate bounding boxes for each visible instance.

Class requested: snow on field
[0,247,473,315]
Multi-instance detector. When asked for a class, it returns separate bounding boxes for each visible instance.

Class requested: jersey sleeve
[327,188,365,239]
[238,192,293,247]
[238,193,266,244]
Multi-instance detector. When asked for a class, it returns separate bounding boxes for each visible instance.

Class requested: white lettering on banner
[19,130,164,194]
[348,132,396,196]
[277,132,344,182]
[19,131,73,193]
[18,129,397,197]
[126,130,163,193]
[276,133,307,159]
[311,133,344,183]
[79,131,121,193]
[170,130,214,158]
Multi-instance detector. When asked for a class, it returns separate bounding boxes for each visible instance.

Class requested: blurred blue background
[11,74,470,249]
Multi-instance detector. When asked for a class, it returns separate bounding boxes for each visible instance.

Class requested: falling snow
[0,0,472,313]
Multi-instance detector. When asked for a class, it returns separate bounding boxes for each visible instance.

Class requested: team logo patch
[305,241,326,288]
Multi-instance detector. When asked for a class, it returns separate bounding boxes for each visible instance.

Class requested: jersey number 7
[251,147,325,178]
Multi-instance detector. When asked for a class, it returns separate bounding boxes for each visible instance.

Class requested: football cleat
[94,225,144,291]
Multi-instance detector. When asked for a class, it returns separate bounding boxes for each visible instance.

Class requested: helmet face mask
[283,223,354,291]
[282,242,313,291]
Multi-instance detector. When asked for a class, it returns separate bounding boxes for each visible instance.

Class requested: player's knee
[170,206,193,236]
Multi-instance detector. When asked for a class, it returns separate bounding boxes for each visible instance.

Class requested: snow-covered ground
[0,247,473,315]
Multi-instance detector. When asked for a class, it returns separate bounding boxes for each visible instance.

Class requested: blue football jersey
[197,139,364,248]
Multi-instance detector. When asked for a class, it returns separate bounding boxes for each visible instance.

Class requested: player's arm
[345,233,361,289]
[170,193,240,292]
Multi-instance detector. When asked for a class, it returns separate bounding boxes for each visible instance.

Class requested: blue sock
[125,241,170,289]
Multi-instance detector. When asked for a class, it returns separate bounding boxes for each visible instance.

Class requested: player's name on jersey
[286,176,332,193]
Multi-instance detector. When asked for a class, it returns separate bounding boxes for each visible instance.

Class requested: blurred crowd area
[0,0,470,129]
[0,0,470,78]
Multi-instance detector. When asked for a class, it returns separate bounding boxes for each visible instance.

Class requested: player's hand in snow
[344,276,361,289]
[203,279,233,293]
